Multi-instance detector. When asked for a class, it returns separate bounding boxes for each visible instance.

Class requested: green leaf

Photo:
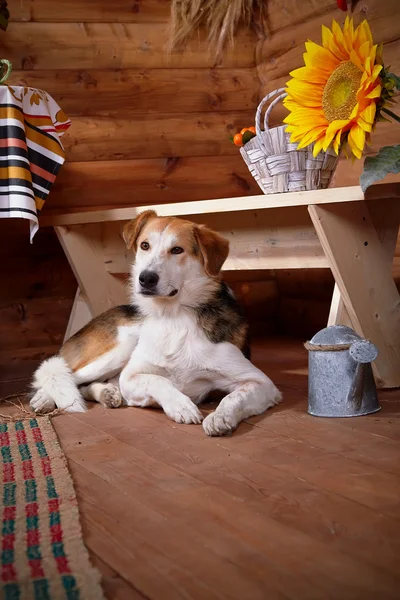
[242,130,256,144]
[360,145,400,192]
[386,72,400,90]
[0,13,8,31]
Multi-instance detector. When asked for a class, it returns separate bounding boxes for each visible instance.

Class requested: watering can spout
[346,340,378,411]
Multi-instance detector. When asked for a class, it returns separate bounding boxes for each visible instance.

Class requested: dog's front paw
[100,384,122,408]
[164,396,203,425]
[202,411,237,436]
[30,390,56,414]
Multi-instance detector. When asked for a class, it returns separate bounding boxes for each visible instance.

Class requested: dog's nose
[139,270,159,289]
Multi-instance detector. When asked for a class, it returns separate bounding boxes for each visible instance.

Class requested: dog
[30,211,281,436]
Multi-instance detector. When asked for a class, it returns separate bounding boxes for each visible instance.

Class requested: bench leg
[55,223,128,318]
[309,200,400,389]
[327,199,399,331]
[63,288,93,342]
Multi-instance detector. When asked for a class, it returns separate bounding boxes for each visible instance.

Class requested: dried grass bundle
[167,0,267,59]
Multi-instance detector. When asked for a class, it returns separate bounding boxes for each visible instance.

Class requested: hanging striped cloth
[0,85,71,241]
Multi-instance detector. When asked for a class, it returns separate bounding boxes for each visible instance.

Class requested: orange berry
[233,133,243,146]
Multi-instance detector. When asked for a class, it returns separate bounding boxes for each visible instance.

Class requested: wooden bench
[41,182,400,389]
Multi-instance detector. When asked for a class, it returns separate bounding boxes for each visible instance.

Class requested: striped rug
[0,86,70,241]
[0,417,104,600]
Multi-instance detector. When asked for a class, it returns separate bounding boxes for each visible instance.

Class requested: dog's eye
[140,241,150,251]
[171,246,184,255]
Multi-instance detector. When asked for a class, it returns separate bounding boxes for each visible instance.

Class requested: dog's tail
[32,356,87,412]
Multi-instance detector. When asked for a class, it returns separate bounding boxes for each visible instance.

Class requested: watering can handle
[347,340,378,410]
[349,340,378,363]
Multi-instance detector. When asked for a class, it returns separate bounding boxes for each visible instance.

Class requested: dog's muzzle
[139,270,159,295]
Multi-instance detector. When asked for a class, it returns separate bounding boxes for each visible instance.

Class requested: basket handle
[255,87,287,136]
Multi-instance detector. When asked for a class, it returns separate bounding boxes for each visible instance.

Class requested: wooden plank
[60,111,255,162]
[9,68,259,116]
[54,410,400,599]
[3,23,256,70]
[328,199,400,329]
[0,296,72,352]
[8,0,339,35]
[309,201,400,388]
[11,0,170,23]
[89,553,148,600]
[327,283,352,327]
[0,223,76,303]
[45,156,260,213]
[63,289,92,342]
[55,224,127,316]
[9,0,332,30]
[75,402,400,564]
[7,0,348,37]
[40,182,400,226]
[101,206,328,273]
[9,0,371,41]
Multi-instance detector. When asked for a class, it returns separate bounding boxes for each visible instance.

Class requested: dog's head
[122,211,229,302]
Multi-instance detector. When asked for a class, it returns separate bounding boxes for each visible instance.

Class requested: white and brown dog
[30,211,281,436]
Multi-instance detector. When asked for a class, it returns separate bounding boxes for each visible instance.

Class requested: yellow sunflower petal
[349,102,360,120]
[343,16,355,54]
[376,43,383,66]
[323,119,350,150]
[331,19,348,57]
[333,130,342,155]
[322,24,348,61]
[366,85,381,99]
[359,64,383,90]
[360,103,376,124]
[286,79,323,107]
[349,124,366,152]
[289,66,329,84]
[312,137,325,157]
[349,49,364,72]
[304,41,338,72]
[369,44,377,67]
[296,126,326,149]
[347,135,362,159]
[354,20,373,52]
[357,40,373,65]
[357,118,373,133]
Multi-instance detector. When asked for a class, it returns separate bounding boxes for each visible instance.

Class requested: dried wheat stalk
[167,0,267,58]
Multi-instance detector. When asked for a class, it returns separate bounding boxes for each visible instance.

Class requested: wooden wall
[8,0,261,211]
[1,0,399,391]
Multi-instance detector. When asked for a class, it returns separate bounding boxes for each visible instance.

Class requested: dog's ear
[122,210,157,252]
[194,225,229,277]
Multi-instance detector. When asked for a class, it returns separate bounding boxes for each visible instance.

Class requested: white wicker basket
[240,88,339,194]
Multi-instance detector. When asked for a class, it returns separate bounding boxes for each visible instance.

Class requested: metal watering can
[306,325,380,418]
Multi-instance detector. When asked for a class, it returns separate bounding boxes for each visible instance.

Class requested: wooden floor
[2,337,400,599]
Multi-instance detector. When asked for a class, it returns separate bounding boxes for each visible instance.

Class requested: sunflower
[283,17,382,159]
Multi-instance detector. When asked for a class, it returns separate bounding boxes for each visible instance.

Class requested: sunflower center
[322,61,362,122]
